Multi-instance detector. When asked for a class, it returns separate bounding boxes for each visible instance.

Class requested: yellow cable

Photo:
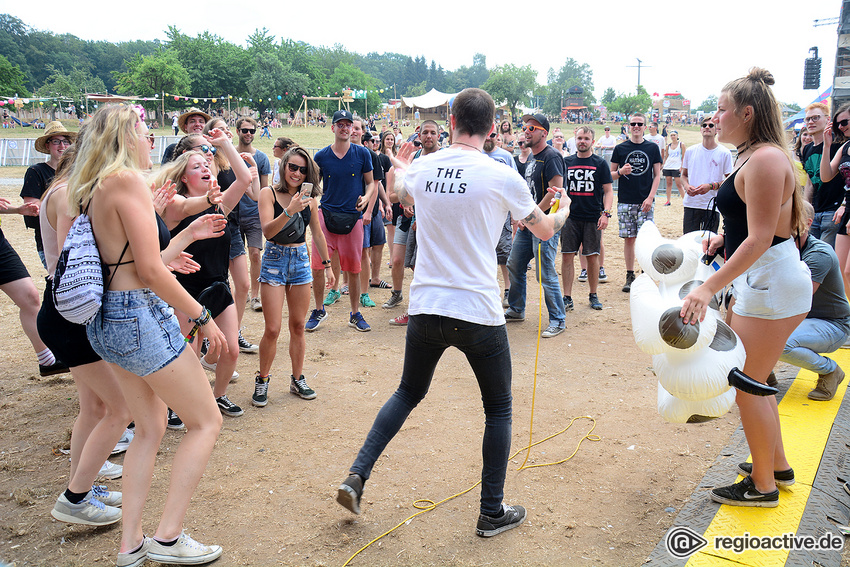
[341,241,601,567]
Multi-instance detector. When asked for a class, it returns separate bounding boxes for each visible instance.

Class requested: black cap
[332,109,354,124]
[521,113,549,133]
[362,130,373,142]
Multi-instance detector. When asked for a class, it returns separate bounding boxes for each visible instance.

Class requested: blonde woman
[71,105,227,565]
[661,131,685,205]
[254,147,334,406]
[681,69,811,508]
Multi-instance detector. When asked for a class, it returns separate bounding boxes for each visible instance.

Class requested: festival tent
[784,86,832,131]
[400,88,459,109]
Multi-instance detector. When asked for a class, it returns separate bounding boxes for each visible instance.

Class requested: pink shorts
[312,209,364,273]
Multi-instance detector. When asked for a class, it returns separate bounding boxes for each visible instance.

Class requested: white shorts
[731,239,812,320]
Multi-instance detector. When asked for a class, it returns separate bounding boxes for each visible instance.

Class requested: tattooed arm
[522,204,568,241]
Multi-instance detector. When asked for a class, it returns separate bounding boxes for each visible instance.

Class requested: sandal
[370,280,391,289]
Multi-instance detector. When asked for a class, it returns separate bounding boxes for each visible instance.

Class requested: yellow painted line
[686,349,850,566]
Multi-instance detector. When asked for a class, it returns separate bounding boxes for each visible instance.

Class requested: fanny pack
[271,191,307,244]
[322,207,360,235]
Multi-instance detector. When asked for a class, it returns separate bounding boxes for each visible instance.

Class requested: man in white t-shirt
[336,88,570,539]
[594,126,617,165]
[645,122,665,154]
[681,117,733,234]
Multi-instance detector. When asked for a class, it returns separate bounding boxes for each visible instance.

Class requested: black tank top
[172,206,231,295]
[271,189,311,244]
[715,159,788,257]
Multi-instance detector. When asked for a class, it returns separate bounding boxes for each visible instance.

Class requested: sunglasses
[489,133,498,138]
[629,122,645,127]
[838,119,850,128]
[804,115,823,123]
[192,145,216,155]
[522,124,546,133]
[287,162,308,175]
[701,123,715,128]
[240,128,256,134]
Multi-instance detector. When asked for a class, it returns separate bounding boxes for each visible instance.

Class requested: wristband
[283,208,292,218]
[601,211,612,218]
[206,194,214,206]
[322,259,331,266]
[190,307,212,326]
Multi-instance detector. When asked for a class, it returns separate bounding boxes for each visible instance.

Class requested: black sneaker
[622,272,636,293]
[736,462,795,487]
[563,296,574,311]
[252,373,270,407]
[290,375,317,400]
[476,503,527,537]
[167,409,184,431]
[39,361,69,377]
[337,473,364,514]
[709,476,779,507]
[589,293,603,310]
[216,395,244,417]
[504,310,524,323]
[200,338,209,357]
[238,330,258,354]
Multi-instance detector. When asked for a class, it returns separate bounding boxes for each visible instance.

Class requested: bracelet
[190,307,212,326]
[206,194,214,206]
[601,211,612,218]
[321,259,331,266]
[283,208,292,218]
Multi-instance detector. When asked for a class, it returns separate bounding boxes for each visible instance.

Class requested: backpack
[53,202,128,325]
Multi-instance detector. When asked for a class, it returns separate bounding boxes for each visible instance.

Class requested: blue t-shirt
[238,150,271,218]
[484,147,518,170]
[314,144,373,216]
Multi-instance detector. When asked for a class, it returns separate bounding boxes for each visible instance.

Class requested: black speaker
[804,57,822,90]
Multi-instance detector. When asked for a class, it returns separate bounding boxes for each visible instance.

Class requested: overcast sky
[6,0,843,108]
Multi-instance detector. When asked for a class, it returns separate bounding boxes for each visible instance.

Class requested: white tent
[401,88,458,109]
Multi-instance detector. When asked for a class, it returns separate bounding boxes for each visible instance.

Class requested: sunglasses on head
[838,119,850,128]
[522,124,546,133]
[193,145,216,155]
[629,122,645,127]
[287,162,308,175]
[240,128,256,134]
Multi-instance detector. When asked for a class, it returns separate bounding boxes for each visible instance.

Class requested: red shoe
[389,313,409,326]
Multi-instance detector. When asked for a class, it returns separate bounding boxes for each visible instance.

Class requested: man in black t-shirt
[21,121,77,268]
[801,102,844,248]
[560,126,614,311]
[505,113,567,338]
[610,112,662,292]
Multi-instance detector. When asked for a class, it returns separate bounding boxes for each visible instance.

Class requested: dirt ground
[0,182,773,566]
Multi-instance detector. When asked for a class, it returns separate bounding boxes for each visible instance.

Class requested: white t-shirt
[565,137,577,156]
[404,148,537,325]
[597,134,616,149]
[646,133,665,154]
[681,144,733,209]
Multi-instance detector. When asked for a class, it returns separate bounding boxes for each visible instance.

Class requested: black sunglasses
[701,123,715,128]
[630,122,645,127]
[287,162,308,175]
[489,133,498,138]
[240,128,256,134]
[838,119,850,128]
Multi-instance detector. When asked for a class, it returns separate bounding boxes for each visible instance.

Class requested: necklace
[736,141,750,155]
[452,142,480,151]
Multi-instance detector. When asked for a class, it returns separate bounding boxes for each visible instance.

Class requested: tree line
[0,13,663,119]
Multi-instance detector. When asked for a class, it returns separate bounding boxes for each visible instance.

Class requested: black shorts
[37,278,101,367]
[839,205,850,236]
[560,218,602,255]
[662,169,680,178]
[0,228,31,286]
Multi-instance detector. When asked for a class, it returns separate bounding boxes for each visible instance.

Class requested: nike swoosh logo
[743,491,766,499]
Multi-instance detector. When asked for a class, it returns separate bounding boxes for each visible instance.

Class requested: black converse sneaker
[215,395,244,417]
[476,503,527,537]
[290,375,317,400]
[710,476,779,507]
[252,373,270,407]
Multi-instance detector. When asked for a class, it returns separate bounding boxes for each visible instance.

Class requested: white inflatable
[631,222,745,423]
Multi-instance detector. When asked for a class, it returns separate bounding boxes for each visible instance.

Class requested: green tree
[0,53,29,96]
[609,85,652,116]
[327,62,380,116]
[696,94,718,112]
[544,58,595,115]
[114,49,190,98]
[36,65,106,117]
[246,51,309,111]
[483,64,537,118]
[601,87,617,106]
[167,27,251,98]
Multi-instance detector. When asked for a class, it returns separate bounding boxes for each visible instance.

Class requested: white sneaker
[51,492,121,526]
[200,355,239,382]
[90,484,122,507]
[98,460,123,480]
[111,427,134,455]
[147,531,223,565]
[117,537,151,567]
[250,297,262,312]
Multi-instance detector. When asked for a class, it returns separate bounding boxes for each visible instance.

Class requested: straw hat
[34,121,78,154]
[177,108,211,133]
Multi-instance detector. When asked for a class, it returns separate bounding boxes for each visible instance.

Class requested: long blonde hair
[67,105,143,211]
[723,67,805,235]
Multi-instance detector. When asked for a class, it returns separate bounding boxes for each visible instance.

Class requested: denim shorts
[731,239,812,320]
[86,289,185,377]
[259,242,312,286]
[229,222,246,259]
